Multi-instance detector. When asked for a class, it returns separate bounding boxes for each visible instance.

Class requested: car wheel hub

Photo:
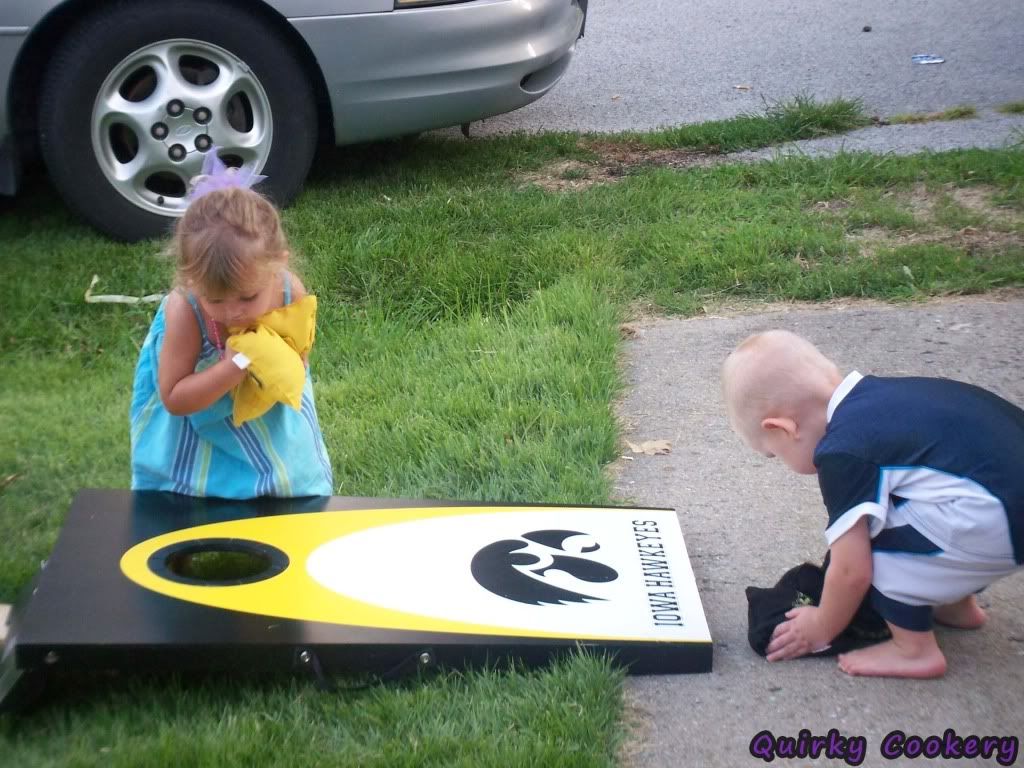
[91,39,273,218]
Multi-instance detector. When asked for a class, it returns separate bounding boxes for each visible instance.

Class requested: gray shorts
[869,497,1020,630]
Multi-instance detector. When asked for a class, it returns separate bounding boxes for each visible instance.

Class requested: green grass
[840,189,921,232]
[2,97,1023,764]
[0,655,625,768]
[997,101,1024,115]
[634,95,871,152]
[889,105,978,124]
[931,193,990,231]
[560,165,591,181]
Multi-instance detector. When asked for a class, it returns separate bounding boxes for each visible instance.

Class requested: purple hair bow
[188,148,267,201]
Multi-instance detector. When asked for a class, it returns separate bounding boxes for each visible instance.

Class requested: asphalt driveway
[485,0,1024,133]
[612,294,1024,767]
[449,0,1024,156]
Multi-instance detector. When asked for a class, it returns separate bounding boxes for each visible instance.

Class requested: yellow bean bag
[225,295,317,427]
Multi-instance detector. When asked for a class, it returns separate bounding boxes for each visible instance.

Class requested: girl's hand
[765,606,832,661]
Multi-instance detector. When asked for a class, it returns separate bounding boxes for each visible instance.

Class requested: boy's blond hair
[722,330,840,440]
[171,186,290,298]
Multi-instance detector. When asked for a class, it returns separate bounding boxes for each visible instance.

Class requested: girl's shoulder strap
[281,269,293,305]
[180,288,208,338]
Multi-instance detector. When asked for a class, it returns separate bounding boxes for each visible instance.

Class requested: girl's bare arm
[158,292,247,415]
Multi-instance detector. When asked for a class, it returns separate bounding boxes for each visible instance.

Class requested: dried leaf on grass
[626,439,673,456]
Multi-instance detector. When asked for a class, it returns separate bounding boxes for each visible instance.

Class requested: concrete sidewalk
[612,294,1024,767]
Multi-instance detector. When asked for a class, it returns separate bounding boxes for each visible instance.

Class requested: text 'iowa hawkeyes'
[633,520,683,627]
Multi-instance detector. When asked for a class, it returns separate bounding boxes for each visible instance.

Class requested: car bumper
[290,0,586,145]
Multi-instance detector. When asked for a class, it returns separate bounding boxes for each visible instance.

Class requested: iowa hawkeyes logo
[471,529,619,606]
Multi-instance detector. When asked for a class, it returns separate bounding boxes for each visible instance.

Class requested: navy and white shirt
[814,372,1024,564]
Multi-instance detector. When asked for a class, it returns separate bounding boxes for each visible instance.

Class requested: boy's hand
[766,518,873,662]
[766,606,832,661]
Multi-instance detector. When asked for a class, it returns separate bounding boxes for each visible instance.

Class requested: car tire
[38,0,317,242]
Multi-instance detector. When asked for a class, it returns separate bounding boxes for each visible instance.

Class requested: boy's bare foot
[934,595,987,629]
[838,626,947,679]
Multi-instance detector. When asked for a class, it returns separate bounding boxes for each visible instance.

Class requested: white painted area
[306,509,711,642]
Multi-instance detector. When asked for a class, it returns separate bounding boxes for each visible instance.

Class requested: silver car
[0,0,587,240]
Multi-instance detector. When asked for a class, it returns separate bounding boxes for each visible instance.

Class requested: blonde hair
[171,186,289,298]
[721,330,840,440]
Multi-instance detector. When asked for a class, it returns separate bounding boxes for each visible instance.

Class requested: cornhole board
[1,490,711,709]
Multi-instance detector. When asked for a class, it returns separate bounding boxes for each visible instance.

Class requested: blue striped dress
[130,278,334,498]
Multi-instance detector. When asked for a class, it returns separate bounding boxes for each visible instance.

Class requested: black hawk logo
[471,529,619,605]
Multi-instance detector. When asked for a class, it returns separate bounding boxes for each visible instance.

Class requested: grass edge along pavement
[888,105,978,125]
[2,98,1024,766]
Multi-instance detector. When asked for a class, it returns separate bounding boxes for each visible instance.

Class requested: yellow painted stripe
[120,506,693,643]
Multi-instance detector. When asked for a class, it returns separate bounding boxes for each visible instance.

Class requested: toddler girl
[130,159,333,498]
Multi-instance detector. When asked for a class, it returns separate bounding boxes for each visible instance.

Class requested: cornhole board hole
[1,490,711,709]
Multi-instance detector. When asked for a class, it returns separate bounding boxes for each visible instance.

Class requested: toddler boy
[722,330,1023,678]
